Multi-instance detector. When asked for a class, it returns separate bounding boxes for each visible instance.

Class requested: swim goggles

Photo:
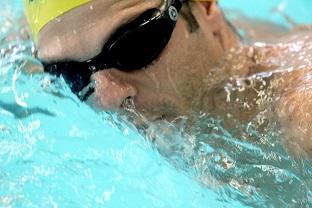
[25,0,212,101]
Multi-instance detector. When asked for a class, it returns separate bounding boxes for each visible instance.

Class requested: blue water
[220,0,312,25]
[0,0,311,207]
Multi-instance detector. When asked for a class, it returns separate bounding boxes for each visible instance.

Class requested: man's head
[26,0,239,121]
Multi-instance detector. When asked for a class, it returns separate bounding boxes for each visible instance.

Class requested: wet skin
[36,1,312,157]
[39,1,239,120]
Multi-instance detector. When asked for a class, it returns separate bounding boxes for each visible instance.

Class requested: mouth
[120,97,137,113]
[119,97,166,127]
[119,97,142,118]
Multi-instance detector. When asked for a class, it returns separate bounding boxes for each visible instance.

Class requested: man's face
[38,1,237,122]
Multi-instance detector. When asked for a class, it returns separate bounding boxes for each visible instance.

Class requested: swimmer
[24,0,312,157]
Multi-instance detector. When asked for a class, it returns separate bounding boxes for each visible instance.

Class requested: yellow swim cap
[23,0,90,38]
[24,0,216,39]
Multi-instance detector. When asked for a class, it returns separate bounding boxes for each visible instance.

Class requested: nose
[92,70,137,110]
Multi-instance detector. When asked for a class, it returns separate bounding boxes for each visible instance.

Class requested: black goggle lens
[107,15,175,70]
[44,61,93,96]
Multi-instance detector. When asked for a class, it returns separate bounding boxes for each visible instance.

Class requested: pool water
[0,0,312,207]
[220,0,312,25]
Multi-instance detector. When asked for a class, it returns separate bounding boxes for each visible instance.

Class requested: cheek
[126,21,218,114]
[165,49,207,96]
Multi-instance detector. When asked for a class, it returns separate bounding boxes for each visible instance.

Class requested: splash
[1,1,312,208]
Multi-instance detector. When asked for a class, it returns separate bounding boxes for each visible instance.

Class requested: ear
[198,1,214,15]
[189,1,239,50]
[189,1,224,32]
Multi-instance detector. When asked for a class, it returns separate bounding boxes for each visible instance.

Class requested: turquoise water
[0,0,312,207]
[220,0,312,25]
